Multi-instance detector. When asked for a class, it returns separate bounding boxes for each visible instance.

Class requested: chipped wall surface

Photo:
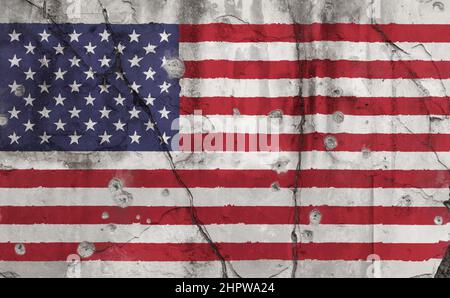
[0,0,450,278]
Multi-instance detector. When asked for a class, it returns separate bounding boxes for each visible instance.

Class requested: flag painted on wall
[0,14,449,277]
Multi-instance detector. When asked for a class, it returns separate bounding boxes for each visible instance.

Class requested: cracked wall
[0,0,449,278]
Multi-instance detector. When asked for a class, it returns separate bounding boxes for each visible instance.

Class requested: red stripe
[0,242,447,262]
[180,96,450,116]
[180,23,450,43]
[180,133,450,152]
[0,169,449,188]
[0,206,447,225]
[184,60,450,79]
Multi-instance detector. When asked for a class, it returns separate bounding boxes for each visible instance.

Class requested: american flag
[0,1,449,278]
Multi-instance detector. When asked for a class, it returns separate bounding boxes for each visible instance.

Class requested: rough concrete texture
[0,0,449,278]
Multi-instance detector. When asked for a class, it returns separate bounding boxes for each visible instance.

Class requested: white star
[145,121,155,131]
[113,119,126,131]
[8,132,21,145]
[8,107,20,119]
[144,43,157,54]
[24,42,36,54]
[9,30,21,42]
[8,81,21,94]
[38,81,51,93]
[38,107,51,119]
[129,82,141,93]
[54,119,66,131]
[23,94,35,106]
[23,120,35,132]
[39,29,51,42]
[98,55,111,68]
[84,42,97,54]
[84,67,96,80]
[8,55,22,68]
[115,71,125,80]
[143,67,156,80]
[24,68,36,80]
[84,118,97,131]
[129,30,141,42]
[114,94,126,106]
[53,43,65,55]
[39,132,51,144]
[39,55,51,68]
[99,106,112,119]
[159,81,171,94]
[129,107,141,119]
[85,93,96,106]
[144,94,156,106]
[161,56,168,68]
[129,131,141,144]
[69,107,81,119]
[128,55,143,68]
[69,56,81,67]
[99,29,111,42]
[99,131,112,145]
[54,93,66,106]
[159,30,172,43]
[159,132,171,145]
[99,83,110,94]
[54,68,67,81]
[69,131,82,145]
[69,81,82,93]
[159,106,171,119]
[69,30,82,42]
[115,42,126,54]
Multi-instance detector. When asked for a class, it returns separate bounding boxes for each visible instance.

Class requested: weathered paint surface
[0,0,449,278]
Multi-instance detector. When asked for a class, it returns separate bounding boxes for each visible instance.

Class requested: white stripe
[0,188,445,208]
[180,78,450,98]
[0,224,447,243]
[180,114,450,134]
[0,260,441,278]
[1,151,450,170]
[180,42,450,62]
[4,0,450,25]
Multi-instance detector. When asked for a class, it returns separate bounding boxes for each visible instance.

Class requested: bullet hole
[324,136,338,151]
[101,212,110,220]
[0,115,8,126]
[108,179,123,193]
[233,108,241,116]
[162,189,170,197]
[14,85,25,97]
[271,182,281,192]
[272,158,290,174]
[362,148,372,159]
[444,200,450,212]
[309,210,322,225]
[108,179,134,208]
[104,224,117,234]
[268,110,283,119]
[332,111,345,124]
[301,230,314,242]
[434,216,444,225]
[77,242,95,259]
[331,87,343,97]
[163,58,185,79]
[114,191,134,208]
[433,2,445,11]
[400,195,413,207]
[136,215,141,221]
[146,218,152,224]
[14,244,26,256]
